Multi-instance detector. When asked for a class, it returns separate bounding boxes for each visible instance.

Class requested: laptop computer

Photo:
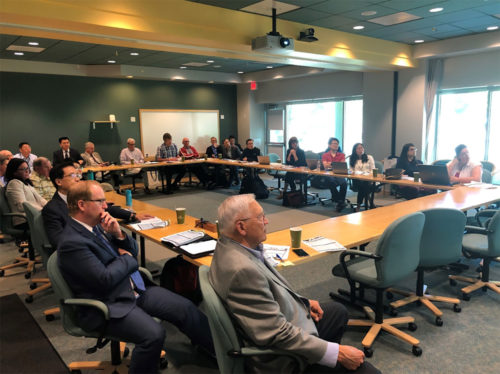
[417,164,453,186]
[331,162,349,175]
[257,155,270,165]
[385,168,404,180]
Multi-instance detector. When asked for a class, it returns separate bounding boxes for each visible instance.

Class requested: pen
[276,254,283,262]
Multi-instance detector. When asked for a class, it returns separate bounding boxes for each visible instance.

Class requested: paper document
[180,240,217,256]
[262,244,290,267]
[161,230,205,247]
[129,217,169,231]
[303,236,346,253]
[464,182,496,189]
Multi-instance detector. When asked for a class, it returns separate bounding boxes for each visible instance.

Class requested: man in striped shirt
[156,133,185,194]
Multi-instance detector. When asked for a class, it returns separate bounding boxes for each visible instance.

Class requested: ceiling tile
[428,9,485,23]
[413,23,465,36]
[189,0,259,10]
[452,15,500,31]
[379,0,443,12]
[340,4,398,20]
[475,2,500,15]
[428,29,473,39]
[35,41,94,61]
[309,14,359,28]
[333,20,385,33]
[241,0,299,16]
[279,7,330,23]
[0,35,19,50]
[281,0,325,6]
[310,0,373,14]
[408,1,485,18]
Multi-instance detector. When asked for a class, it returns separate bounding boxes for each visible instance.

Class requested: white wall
[237,85,266,149]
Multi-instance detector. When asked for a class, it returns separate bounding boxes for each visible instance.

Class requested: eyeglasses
[238,213,266,222]
[84,199,107,205]
[63,173,80,179]
[409,147,418,151]
[17,167,29,172]
[127,143,135,146]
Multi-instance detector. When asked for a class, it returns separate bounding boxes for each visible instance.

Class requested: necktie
[91,153,99,164]
[65,150,69,159]
[92,226,146,292]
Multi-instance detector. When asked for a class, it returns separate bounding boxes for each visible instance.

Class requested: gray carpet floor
[1,178,499,373]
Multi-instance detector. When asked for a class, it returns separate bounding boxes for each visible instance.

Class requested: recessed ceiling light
[429,7,443,13]
[28,41,39,46]
[361,11,377,16]
[213,65,221,68]
[130,52,139,56]
[206,60,214,63]
[208,80,214,84]
[414,39,424,43]
[274,75,283,79]
[237,71,244,74]
[14,52,24,56]
[180,66,187,69]
[126,75,133,78]
[266,65,273,69]
[107,60,116,63]
[353,25,365,30]
[487,25,499,31]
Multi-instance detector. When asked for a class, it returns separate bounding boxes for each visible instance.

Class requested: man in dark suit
[42,161,152,248]
[58,181,214,373]
[53,136,84,166]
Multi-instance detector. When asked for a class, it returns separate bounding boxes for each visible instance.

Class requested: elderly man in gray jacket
[209,194,380,374]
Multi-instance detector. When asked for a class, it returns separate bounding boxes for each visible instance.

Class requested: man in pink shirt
[179,138,209,187]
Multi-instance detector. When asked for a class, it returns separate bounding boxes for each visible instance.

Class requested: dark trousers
[188,165,208,185]
[227,165,240,185]
[160,166,185,191]
[306,301,380,374]
[285,172,306,191]
[352,180,372,207]
[327,177,347,204]
[104,286,214,374]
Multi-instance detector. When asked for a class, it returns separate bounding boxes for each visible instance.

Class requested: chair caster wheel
[416,299,422,306]
[462,293,470,301]
[389,308,398,317]
[408,322,417,331]
[412,346,422,357]
[482,286,488,292]
[363,347,373,358]
[0,270,4,277]
[30,283,37,290]
[25,295,33,303]
[46,314,55,322]
[449,279,457,286]
[453,304,461,313]
[435,316,443,326]
[123,347,130,358]
[25,272,31,279]
[160,358,169,369]
[386,291,393,299]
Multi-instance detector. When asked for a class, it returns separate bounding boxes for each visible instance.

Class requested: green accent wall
[0,72,237,163]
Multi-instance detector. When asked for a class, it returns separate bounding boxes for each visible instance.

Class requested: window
[280,98,362,154]
[432,87,499,164]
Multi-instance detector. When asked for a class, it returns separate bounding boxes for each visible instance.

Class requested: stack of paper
[180,240,217,257]
[263,244,290,266]
[302,236,346,253]
[161,230,205,247]
[129,217,169,231]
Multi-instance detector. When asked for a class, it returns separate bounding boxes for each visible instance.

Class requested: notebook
[257,155,270,165]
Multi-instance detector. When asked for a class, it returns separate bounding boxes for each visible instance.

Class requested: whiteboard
[139,109,219,157]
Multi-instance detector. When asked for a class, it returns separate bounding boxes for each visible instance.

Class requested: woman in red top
[321,138,347,212]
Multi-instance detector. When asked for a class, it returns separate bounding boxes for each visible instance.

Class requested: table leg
[140,236,146,268]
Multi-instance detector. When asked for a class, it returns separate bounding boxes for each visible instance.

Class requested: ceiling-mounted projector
[252,34,294,53]
[251,7,294,54]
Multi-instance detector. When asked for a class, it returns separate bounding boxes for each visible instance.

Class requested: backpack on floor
[160,255,202,305]
[283,190,304,208]
[239,174,269,199]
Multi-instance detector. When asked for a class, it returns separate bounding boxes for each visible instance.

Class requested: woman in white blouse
[447,144,482,184]
[349,143,376,210]
[4,158,46,230]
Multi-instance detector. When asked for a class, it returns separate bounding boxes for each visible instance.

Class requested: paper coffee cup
[372,168,378,178]
[414,172,420,183]
[290,227,302,248]
[176,207,186,224]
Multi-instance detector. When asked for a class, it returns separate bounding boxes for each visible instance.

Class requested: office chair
[480,160,495,174]
[481,169,492,183]
[198,266,305,373]
[47,252,167,373]
[0,186,38,278]
[266,153,285,192]
[336,212,425,357]
[449,210,500,300]
[386,208,465,326]
[432,159,451,167]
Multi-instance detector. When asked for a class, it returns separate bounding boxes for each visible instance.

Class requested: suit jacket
[5,179,47,226]
[42,191,133,249]
[205,145,223,158]
[57,218,140,330]
[53,148,83,166]
[81,151,104,167]
[209,236,325,373]
[222,145,241,160]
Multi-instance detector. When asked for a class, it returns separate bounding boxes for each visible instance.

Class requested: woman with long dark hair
[278,137,307,199]
[396,143,423,199]
[4,158,46,230]
[321,137,347,211]
[349,143,375,210]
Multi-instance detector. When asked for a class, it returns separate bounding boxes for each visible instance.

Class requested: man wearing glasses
[57,181,214,374]
[209,194,380,374]
[119,138,151,193]
[42,161,152,249]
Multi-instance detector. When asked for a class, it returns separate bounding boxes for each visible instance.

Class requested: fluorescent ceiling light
[266,65,273,69]
[208,80,214,83]
[487,26,499,31]
[180,66,187,69]
[126,75,133,78]
[368,12,421,26]
[353,25,365,30]
[429,7,443,13]
[130,52,139,56]
[183,62,209,67]
[206,60,214,63]
[414,39,424,43]
[6,45,45,53]
[213,65,221,68]
[28,41,39,46]
[107,60,116,63]
[14,52,24,56]
[361,11,377,16]
[237,71,244,74]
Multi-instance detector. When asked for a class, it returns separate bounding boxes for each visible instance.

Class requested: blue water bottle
[125,189,133,207]
[87,170,94,180]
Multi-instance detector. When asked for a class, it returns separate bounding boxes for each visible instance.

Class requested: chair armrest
[3,212,27,218]
[139,267,153,282]
[339,250,382,281]
[63,298,110,320]
[465,225,488,235]
[237,347,300,358]
[476,209,498,227]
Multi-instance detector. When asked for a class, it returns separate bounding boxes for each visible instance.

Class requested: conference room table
[105,183,500,269]
[87,158,456,191]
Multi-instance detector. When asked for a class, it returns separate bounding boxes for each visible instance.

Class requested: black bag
[310,175,331,189]
[283,190,304,207]
[239,174,269,199]
[160,255,202,305]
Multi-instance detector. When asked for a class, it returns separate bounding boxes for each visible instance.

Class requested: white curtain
[423,59,443,162]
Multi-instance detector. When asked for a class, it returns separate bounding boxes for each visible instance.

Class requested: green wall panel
[0,72,237,163]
